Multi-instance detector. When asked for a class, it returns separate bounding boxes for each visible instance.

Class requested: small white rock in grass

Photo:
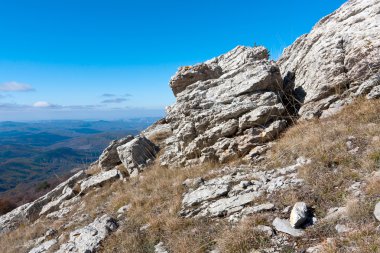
[289,202,308,228]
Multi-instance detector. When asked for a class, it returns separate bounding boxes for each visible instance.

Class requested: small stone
[140,223,151,231]
[154,242,168,253]
[289,202,308,228]
[374,202,380,221]
[282,206,291,214]
[239,180,251,189]
[272,217,304,237]
[117,204,131,214]
[242,203,274,215]
[335,224,352,233]
[253,225,273,237]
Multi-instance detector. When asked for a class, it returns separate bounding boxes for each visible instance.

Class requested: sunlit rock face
[160,46,289,167]
[278,0,380,119]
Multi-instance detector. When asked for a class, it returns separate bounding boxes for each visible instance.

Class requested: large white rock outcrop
[278,0,380,118]
[161,46,289,166]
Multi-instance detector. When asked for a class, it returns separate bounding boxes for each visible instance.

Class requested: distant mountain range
[0,118,159,204]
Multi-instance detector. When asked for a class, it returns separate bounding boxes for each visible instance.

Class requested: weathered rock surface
[161,46,289,166]
[28,239,57,253]
[143,119,172,145]
[180,159,307,218]
[98,136,134,171]
[56,215,118,253]
[278,0,380,118]
[0,171,87,233]
[80,169,121,194]
[272,217,305,237]
[117,135,159,176]
[154,242,169,253]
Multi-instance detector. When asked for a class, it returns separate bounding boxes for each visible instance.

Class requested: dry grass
[216,216,271,253]
[1,99,380,252]
[98,162,224,253]
[0,220,57,253]
[266,99,380,214]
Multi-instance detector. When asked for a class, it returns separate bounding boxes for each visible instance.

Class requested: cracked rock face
[117,135,159,176]
[0,171,87,234]
[278,0,380,119]
[161,46,288,167]
[98,136,134,171]
[180,160,307,219]
[56,215,118,253]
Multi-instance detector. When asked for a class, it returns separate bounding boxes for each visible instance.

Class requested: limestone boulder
[161,46,288,166]
[278,0,380,118]
[98,136,134,171]
[117,135,159,176]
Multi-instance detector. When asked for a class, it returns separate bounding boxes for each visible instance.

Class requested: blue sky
[0,0,347,121]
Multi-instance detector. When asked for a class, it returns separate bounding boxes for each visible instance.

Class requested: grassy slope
[1,99,380,253]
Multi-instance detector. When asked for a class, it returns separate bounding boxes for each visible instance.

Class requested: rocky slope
[0,0,380,252]
[278,0,380,118]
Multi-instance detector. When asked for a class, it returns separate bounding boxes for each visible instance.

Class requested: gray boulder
[98,136,134,171]
[272,217,305,237]
[278,0,380,118]
[80,169,120,194]
[117,135,159,176]
[289,202,308,228]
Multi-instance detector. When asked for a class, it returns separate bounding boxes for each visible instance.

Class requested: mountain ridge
[0,0,379,252]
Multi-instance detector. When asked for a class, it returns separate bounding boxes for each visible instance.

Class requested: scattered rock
[374,202,380,221]
[182,177,230,208]
[289,202,308,228]
[335,224,352,234]
[154,242,169,253]
[181,160,305,218]
[253,225,274,237]
[117,204,131,214]
[324,207,348,221]
[241,203,275,216]
[272,217,305,237]
[28,239,57,253]
[0,171,86,233]
[80,168,120,194]
[56,215,118,253]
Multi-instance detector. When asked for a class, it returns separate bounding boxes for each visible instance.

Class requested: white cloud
[101,98,128,104]
[0,81,35,92]
[33,101,52,108]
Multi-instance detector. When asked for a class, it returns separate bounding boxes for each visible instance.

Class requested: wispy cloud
[0,81,35,92]
[101,93,132,98]
[101,98,128,104]
[101,93,116,97]
[33,101,55,108]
